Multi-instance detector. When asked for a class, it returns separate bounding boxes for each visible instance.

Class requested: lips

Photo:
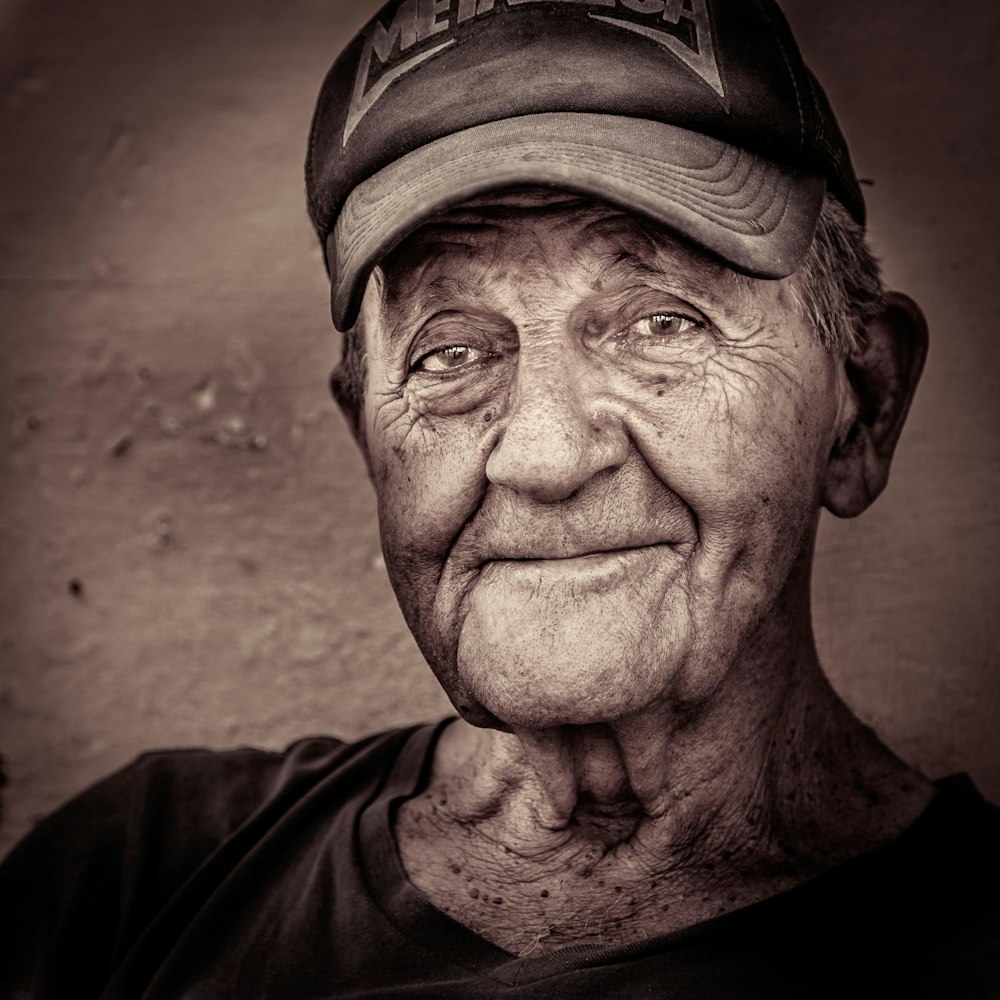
[446,479,698,578]
[480,541,674,565]
[476,543,683,594]
[459,524,695,578]
[468,515,693,567]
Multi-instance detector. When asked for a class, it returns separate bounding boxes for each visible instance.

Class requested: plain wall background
[0,0,997,856]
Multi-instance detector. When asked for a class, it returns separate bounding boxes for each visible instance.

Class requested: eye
[410,344,490,374]
[624,312,702,339]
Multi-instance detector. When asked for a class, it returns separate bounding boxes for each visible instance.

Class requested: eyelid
[638,309,703,327]
[409,343,487,373]
[631,298,709,326]
[587,285,707,327]
[632,310,705,331]
[601,298,712,342]
[405,310,517,373]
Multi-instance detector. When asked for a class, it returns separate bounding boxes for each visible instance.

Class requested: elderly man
[2,0,998,997]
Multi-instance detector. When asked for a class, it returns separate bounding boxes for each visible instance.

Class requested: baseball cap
[307,0,864,332]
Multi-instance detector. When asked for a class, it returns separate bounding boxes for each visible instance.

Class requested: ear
[330,366,364,448]
[823,291,929,518]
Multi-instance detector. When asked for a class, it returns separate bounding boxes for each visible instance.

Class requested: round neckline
[356,721,983,986]
[357,719,514,973]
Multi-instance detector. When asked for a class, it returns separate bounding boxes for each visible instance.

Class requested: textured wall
[0,0,997,856]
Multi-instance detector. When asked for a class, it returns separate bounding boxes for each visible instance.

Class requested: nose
[485,351,629,503]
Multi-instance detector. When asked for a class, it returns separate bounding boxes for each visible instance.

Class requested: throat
[393,719,775,955]
[392,693,936,955]
[394,780,804,957]
[565,794,645,847]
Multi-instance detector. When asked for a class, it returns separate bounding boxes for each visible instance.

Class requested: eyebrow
[574,214,691,281]
[381,266,488,352]
[593,249,669,289]
[419,274,481,308]
[586,225,755,310]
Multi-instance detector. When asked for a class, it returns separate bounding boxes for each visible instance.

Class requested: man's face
[354,194,851,731]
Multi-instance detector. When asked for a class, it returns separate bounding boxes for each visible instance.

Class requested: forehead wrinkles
[382,227,490,303]
[377,200,766,337]
[378,230,488,343]
[582,212,755,305]
[384,210,599,318]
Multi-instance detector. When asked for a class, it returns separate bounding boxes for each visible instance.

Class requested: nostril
[484,402,629,503]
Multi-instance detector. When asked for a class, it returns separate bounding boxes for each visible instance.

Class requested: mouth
[483,542,666,564]
[479,543,680,591]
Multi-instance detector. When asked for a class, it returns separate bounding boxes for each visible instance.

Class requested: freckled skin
[348,195,933,954]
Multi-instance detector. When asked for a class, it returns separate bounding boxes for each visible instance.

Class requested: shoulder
[1,727,415,888]
[6,738,333,861]
[813,774,1000,994]
[913,775,1000,926]
[0,725,424,1000]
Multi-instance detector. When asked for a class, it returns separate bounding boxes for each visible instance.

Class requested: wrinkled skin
[340,193,933,953]
[363,195,845,730]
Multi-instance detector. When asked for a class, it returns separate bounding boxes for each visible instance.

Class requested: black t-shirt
[1,720,999,998]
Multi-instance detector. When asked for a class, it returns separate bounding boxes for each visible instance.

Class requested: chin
[453,614,690,731]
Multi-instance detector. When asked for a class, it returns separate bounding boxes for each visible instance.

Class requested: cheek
[633,349,836,505]
[365,394,493,580]
[619,348,839,618]
[363,394,506,724]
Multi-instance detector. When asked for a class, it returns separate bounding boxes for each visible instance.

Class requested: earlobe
[823,292,929,518]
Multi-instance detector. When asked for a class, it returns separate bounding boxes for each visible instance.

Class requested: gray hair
[792,193,884,355]
[331,193,883,408]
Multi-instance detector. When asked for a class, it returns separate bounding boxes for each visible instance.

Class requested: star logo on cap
[343,0,724,147]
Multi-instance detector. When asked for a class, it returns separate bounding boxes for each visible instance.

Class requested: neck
[396,616,933,953]
[407,594,934,869]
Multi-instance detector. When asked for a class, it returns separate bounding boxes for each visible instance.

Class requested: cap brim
[328,112,826,331]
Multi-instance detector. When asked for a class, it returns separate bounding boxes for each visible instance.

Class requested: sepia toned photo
[1,0,998,995]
